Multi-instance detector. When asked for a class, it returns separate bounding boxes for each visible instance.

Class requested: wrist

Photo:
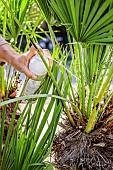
[0,44,19,65]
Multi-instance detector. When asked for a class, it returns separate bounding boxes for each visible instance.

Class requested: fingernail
[32,75,37,80]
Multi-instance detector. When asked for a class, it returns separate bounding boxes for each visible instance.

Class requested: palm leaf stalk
[74,43,85,115]
[75,44,113,133]
[83,45,112,117]
[0,67,5,98]
[86,61,113,133]
[99,90,113,116]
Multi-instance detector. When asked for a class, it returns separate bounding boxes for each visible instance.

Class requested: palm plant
[1,0,113,169]
[36,0,113,133]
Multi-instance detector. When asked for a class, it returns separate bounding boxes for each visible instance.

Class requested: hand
[13,45,52,79]
[0,43,52,79]
[12,45,43,79]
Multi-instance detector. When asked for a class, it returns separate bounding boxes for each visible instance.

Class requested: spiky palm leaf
[38,0,113,45]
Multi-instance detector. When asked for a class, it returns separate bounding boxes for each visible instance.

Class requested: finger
[43,49,53,67]
[26,45,44,61]
[30,45,43,57]
[23,68,37,80]
[35,44,43,53]
[48,57,53,67]
[43,49,51,56]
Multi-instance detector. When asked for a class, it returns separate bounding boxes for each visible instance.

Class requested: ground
[0,101,20,148]
[52,97,113,170]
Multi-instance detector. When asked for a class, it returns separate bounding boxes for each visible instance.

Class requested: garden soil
[0,101,20,146]
[53,97,113,170]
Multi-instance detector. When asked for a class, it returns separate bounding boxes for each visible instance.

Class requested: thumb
[23,68,37,80]
[28,45,43,59]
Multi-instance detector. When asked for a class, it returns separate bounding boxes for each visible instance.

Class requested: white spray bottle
[25,53,49,95]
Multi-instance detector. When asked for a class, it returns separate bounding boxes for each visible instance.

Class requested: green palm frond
[35,0,60,26]
[42,0,113,45]
[1,0,44,42]
[4,0,30,39]
[35,0,51,22]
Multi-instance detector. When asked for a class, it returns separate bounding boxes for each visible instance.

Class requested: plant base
[53,124,113,170]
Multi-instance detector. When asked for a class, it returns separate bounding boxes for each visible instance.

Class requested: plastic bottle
[25,53,49,95]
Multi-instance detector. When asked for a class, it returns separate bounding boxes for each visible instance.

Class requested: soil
[0,72,21,144]
[0,100,21,146]
[53,97,113,170]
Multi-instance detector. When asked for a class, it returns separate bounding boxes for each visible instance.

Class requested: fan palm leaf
[43,0,113,45]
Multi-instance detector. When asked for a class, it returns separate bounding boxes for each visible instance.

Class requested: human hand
[0,43,52,79]
[12,45,52,79]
